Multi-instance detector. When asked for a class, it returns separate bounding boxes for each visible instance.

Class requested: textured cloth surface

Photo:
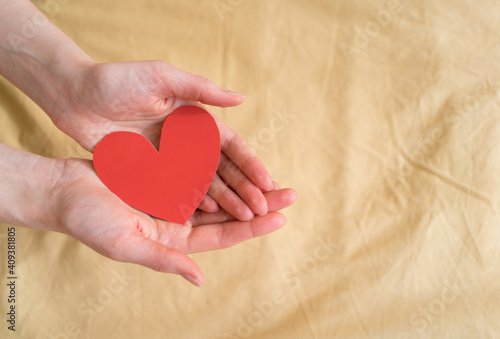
[1,0,500,338]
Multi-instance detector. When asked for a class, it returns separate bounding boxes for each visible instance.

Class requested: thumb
[154,61,246,107]
[118,235,205,287]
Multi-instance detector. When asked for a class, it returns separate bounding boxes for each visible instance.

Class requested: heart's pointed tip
[152,215,190,225]
[174,217,191,225]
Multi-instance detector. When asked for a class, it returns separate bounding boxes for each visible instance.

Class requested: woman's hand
[50,158,297,287]
[52,61,274,220]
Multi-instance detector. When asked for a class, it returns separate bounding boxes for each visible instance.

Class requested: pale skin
[0,0,297,286]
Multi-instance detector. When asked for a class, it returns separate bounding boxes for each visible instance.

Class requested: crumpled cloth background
[1,0,500,338]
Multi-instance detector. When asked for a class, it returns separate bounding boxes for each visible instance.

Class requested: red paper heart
[93,105,220,224]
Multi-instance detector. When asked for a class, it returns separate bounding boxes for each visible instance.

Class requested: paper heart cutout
[93,105,220,224]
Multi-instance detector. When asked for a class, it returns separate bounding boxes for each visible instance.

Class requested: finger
[207,174,254,221]
[115,234,204,287]
[218,153,268,216]
[215,117,274,191]
[190,208,235,226]
[261,181,280,192]
[190,188,297,226]
[197,195,219,213]
[183,212,287,254]
[154,62,245,107]
[264,188,297,212]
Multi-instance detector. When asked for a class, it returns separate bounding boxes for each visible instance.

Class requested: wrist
[0,0,95,129]
[44,51,96,125]
[0,143,65,232]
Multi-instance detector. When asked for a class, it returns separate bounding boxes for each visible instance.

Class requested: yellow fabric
[2,0,500,338]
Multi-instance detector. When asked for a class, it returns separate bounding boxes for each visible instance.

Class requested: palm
[55,159,296,286]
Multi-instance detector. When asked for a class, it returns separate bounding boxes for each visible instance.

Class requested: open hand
[52,158,297,286]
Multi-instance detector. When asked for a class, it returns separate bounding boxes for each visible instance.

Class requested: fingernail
[224,90,246,98]
[258,200,269,216]
[181,274,202,287]
[238,206,255,221]
[264,178,274,191]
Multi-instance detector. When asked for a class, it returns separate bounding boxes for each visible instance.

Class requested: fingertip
[287,188,298,204]
[255,212,287,235]
[216,89,246,108]
[179,263,205,287]
[262,177,274,192]
[198,275,205,287]
[250,191,269,217]
[198,196,220,213]
[257,207,268,217]
[181,273,204,288]
[223,89,246,99]
[280,189,297,209]
[264,188,298,212]
[236,205,255,221]
[243,211,255,221]
[253,168,273,192]
[206,202,219,213]
[276,213,288,227]
[233,207,255,221]
[259,200,269,216]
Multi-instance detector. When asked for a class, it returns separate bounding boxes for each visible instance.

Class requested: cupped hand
[52,158,297,287]
[52,60,273,220]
